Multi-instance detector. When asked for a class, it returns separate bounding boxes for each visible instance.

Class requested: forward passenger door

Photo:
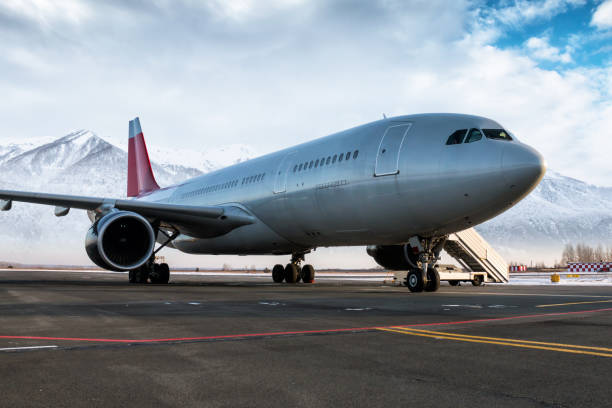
[374,123,412,176]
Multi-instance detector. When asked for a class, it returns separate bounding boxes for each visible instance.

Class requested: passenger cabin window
[483,129,512,141]
[465,128,483,143]
[353,150,359,159]
[446,129,467,145]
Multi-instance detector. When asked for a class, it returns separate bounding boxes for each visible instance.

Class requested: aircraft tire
[301,264,315,283]
[272,264,285,283]
[472,275,484,286]
[448,280,460,286]
[132,266,149,284]
[158,263,170,284]
[406,269,424,293]
[128,269,137,283]
[424,267,440,292]
[284,263,299,283]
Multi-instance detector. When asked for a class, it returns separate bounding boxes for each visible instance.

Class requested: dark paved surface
[1,270,612,407]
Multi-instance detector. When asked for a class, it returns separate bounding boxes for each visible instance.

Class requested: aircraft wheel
[301,264,315,283]
[272,264,285,283]
[295,266,302,283]
[424,267,440,292]
[284,263,300,283]
[448,280,460,286]
[158,263,170,284]
[131,266,149,284]
[406,269,424,293]
[472,275,484,286]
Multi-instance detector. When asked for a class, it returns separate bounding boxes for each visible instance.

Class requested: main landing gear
[404,236,446,293]
[129,261,170,284]
[271,253,316,284]
[128,228,178,284]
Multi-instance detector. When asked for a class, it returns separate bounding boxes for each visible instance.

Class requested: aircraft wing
[0,189,256,239]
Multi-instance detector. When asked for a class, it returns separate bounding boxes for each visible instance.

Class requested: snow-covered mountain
[0,130,255,265]
[0,130,609,266]
[476,171,612,264]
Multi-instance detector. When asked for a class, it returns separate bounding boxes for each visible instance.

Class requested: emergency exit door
[374,123,412,176]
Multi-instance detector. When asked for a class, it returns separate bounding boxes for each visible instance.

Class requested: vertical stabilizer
[127,117,160,197]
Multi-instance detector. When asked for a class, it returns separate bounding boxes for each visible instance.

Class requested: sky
[0,0,611,186]
[0,0,610,269]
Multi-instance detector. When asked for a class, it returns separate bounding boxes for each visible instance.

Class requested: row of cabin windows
[181,172,266,199]
[293,150,359,173]
[242,173,265,185]
[446,128,512,145]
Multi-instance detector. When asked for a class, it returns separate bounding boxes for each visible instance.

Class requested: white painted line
[438,291,612,298]
[0,345,57,352]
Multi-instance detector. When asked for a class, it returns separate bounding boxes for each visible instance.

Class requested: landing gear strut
[128,228,177,284]
[404,236,446,293]
[271,252,315,284]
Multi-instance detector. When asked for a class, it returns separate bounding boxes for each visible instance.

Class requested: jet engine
[366,245,418,270]
[85,211,155,271]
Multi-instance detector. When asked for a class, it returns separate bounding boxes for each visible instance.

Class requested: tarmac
[1,269,612,407]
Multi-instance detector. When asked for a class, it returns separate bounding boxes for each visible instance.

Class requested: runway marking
[0,345,57,352]
[378,328,612,358]
[536,300,612,308]
[0,307,611,345]
[438,291,612,298]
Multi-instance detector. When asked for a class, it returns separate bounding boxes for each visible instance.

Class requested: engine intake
[85,211,155,271]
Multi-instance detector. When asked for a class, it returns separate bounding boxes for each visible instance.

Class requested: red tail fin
[127,117,160,197]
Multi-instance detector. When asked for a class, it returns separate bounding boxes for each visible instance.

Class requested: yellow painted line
[536,299,612,308]
[377,328,612,358]
[390,327,612,353]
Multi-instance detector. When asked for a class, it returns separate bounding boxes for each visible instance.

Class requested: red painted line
[1,307,611,344]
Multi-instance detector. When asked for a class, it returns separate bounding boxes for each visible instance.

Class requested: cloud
[1,0,90,25]
[485,0,586,27]
[0,0,609,189]
[525,36,573,63]
[591,0,612,29]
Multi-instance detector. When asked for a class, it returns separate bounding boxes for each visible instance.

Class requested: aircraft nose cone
[502,143,546,192]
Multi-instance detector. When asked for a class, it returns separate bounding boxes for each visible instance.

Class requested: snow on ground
[3,269,612,285]
[502,272,612,286]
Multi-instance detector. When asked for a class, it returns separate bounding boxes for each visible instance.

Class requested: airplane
[0,114,546,292]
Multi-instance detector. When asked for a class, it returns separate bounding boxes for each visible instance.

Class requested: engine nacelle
[85,211,155,271]
[366,245,418,270]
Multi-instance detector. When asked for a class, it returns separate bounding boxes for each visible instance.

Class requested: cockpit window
[464,128,483,143]
[446,129,467,145]
[482,128,512,141]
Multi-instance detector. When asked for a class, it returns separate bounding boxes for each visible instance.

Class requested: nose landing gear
[404,236,446,293]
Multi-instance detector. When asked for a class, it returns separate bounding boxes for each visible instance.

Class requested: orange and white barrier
[509,265,527,272]
[567,262,612,272]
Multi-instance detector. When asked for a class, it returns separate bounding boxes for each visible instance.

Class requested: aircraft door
[374,123,412,176]
[273,152,296,193]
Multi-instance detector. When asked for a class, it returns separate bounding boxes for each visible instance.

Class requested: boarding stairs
[443,228,509,283]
